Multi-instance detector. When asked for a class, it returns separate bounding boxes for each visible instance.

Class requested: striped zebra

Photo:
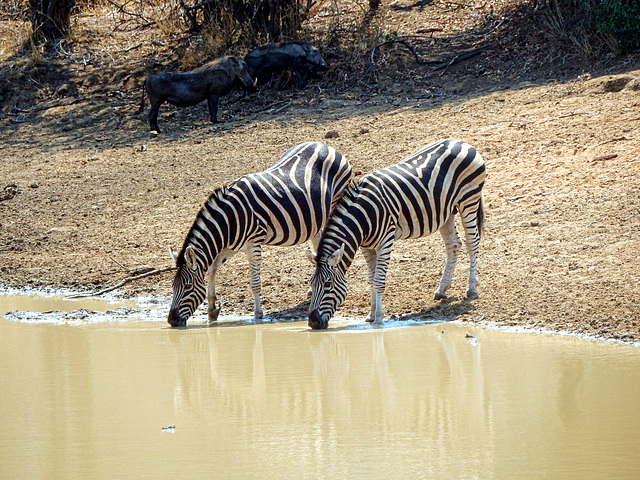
[168,142,352,327]
[307,139,486,330]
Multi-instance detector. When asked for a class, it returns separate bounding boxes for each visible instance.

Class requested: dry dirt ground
[1,1,640,341]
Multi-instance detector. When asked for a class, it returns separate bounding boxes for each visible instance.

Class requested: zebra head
[308,244,347,329]
[168,245,207,327]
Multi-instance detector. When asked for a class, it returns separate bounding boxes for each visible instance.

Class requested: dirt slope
[1,0,639,341]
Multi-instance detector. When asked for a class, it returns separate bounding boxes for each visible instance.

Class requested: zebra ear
[184,246,198,270]
[168,246,179,263]
[305,249,317,265]
[327,244,345,268]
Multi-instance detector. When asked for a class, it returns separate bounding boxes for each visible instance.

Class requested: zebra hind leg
[247,243,264,319]
[434,215,462,300]
[460,201,483,299]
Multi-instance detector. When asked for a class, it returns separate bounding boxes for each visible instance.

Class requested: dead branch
[65,266,176,299]
[370,37,441,66]
[104,0,155,25]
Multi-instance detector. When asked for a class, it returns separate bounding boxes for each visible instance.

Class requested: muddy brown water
[1,292,639,479]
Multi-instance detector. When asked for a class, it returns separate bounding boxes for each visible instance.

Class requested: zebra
[307,139,486,330]
[168,142,352,327]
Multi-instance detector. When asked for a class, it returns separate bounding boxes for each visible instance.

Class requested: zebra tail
[477,194,485,239]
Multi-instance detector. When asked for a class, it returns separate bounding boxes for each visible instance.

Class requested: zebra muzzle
[308,310,329,330]
[167,309,187,327]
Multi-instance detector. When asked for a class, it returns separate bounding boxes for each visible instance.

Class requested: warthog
[139,56,256,133]
[244,41,328,88]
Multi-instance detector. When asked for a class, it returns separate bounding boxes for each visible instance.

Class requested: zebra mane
[333,179,362,213]
[316,180,363,263]
[176,184,230,266]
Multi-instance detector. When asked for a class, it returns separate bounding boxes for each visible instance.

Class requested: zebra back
[178,142,352,268]
[316,139,485,269]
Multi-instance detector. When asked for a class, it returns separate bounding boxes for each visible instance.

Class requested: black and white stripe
[308,139,486,329]
[168,142,352,326]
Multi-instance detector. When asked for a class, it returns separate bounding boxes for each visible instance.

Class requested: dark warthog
[244,41,328,88]
[139,56,256,133]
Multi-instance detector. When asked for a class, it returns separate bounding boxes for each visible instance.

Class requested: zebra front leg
[435,215,462,300]
[247,243,263,319]
[368,238,394,324]
[362,248,379,323]
[207,249,235,321]
[206,267,221,322]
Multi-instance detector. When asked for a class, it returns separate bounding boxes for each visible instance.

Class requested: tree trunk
[29,0,76,45]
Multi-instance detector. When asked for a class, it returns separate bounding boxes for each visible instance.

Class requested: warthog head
[234,58,257,91]
[302,43,328,71]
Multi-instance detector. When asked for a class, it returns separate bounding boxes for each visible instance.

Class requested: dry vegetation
[1,0,640,342]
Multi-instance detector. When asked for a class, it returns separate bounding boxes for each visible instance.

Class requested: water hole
[1,290,639,479]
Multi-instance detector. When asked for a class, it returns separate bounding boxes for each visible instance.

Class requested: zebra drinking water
[168,142,352,327]
[307,139,486,330]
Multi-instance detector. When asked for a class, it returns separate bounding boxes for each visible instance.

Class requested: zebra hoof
[466,290,479,300]
[208,301,221,322]
[434,292,447,301]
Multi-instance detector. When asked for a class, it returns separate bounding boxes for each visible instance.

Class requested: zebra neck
[182,193,245,268]
[317,231,360,275]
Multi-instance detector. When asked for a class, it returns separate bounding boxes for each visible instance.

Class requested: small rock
[325,130,339,139]
[359,127,370,135]
[603,76,634,93]
[625,77,640,91]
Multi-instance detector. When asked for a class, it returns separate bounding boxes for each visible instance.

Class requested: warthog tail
[138,80,146,114]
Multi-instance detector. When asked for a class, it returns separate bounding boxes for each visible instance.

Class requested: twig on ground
[505,192,549,202]
[478,18,505,37]
[370,37,441,66]
[250,100,290,114]
[435,47,486,74]
[595,136,627,147]
[109,256,133,272]
[120,42,143,53]
[65,266,176,299]
[590,154,618,163]
[559,111,589,118]
[272,100,292,114]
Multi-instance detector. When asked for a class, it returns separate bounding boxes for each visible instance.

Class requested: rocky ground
[1,0,639,341]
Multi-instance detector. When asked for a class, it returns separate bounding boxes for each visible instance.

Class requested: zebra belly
[394,213,443,240]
